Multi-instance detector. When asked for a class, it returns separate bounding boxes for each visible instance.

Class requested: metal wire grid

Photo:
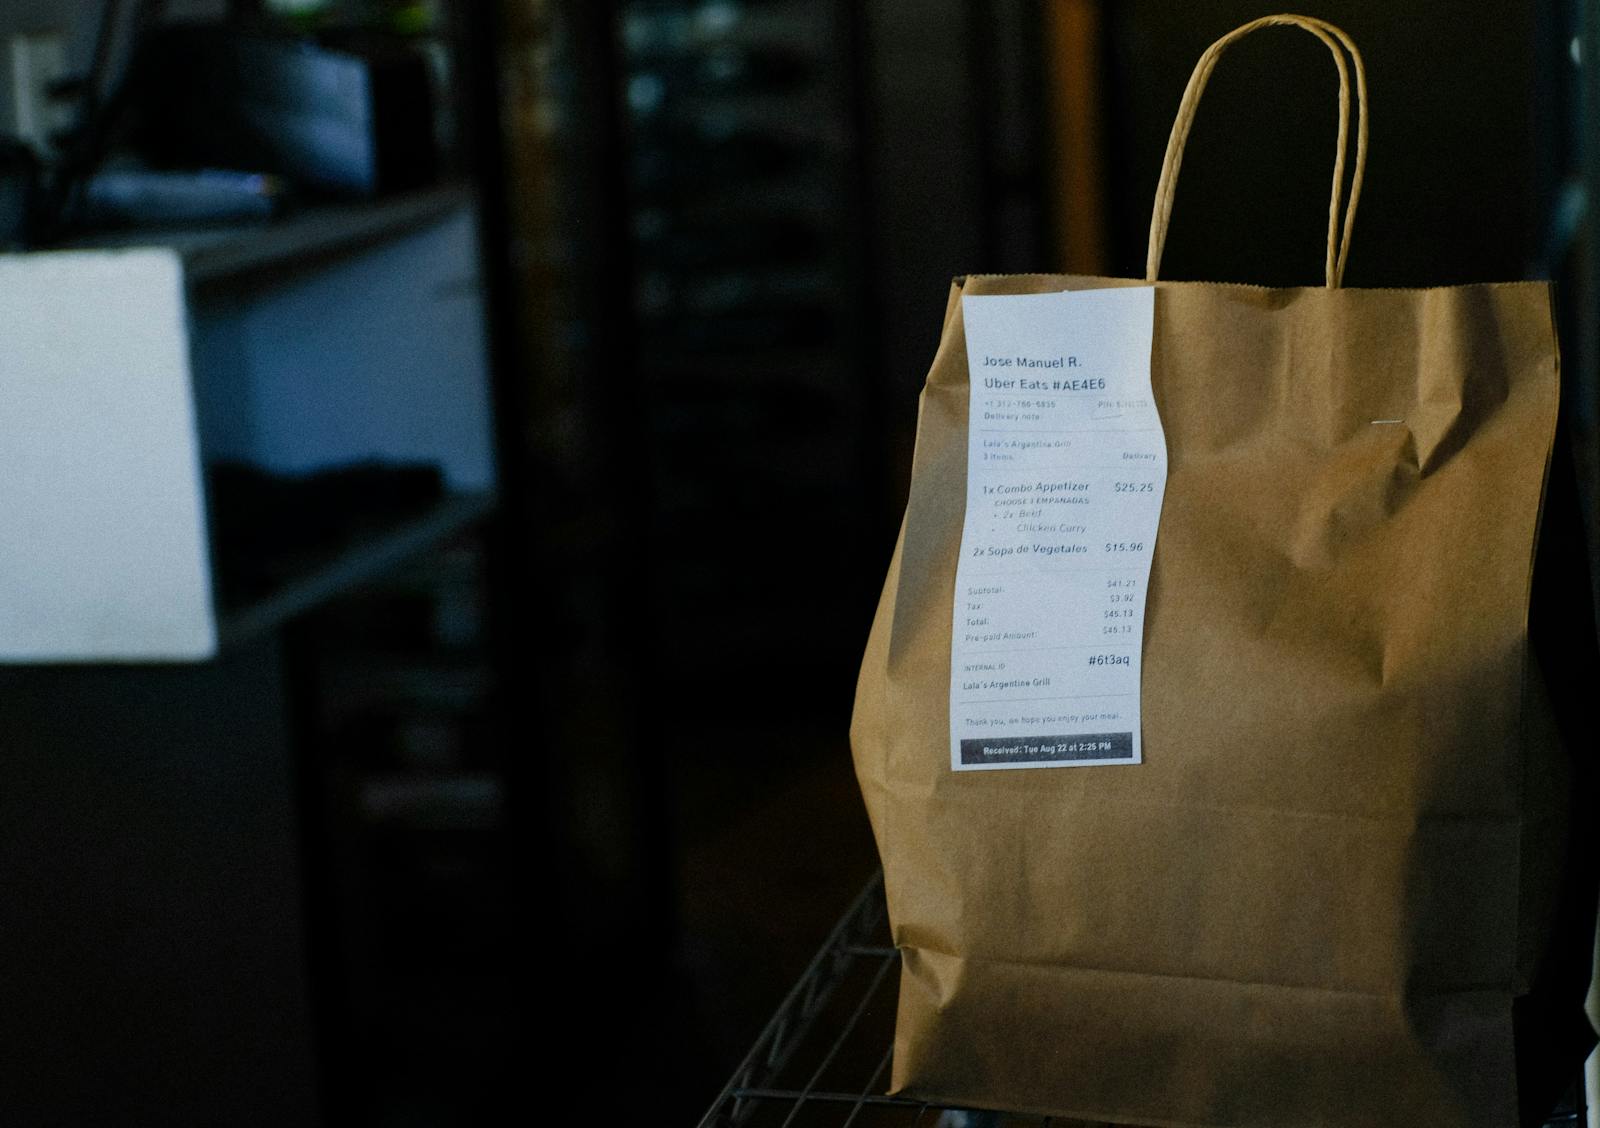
[695,871,1590,1128]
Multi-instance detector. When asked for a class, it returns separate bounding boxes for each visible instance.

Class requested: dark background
[0,1,1594,1124]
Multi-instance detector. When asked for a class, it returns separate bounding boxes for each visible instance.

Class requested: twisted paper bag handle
[1146,14,1368,288]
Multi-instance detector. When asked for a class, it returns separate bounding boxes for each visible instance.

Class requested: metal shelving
[217,491,496,648]
[698,872,1591,1128]
[64,185,473,290]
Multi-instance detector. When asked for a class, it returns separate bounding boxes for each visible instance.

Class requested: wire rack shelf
[696,871,1590,1128]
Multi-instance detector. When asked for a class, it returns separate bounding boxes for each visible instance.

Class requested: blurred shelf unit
[0,187,496,662]
[617,0,874,691]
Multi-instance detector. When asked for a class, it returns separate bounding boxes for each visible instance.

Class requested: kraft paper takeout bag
[851,15,1600,1128]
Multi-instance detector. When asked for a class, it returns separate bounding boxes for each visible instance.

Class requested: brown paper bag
[851,15,1599,1127]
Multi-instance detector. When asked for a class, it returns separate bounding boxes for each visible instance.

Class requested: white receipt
[951,287,1164,770]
